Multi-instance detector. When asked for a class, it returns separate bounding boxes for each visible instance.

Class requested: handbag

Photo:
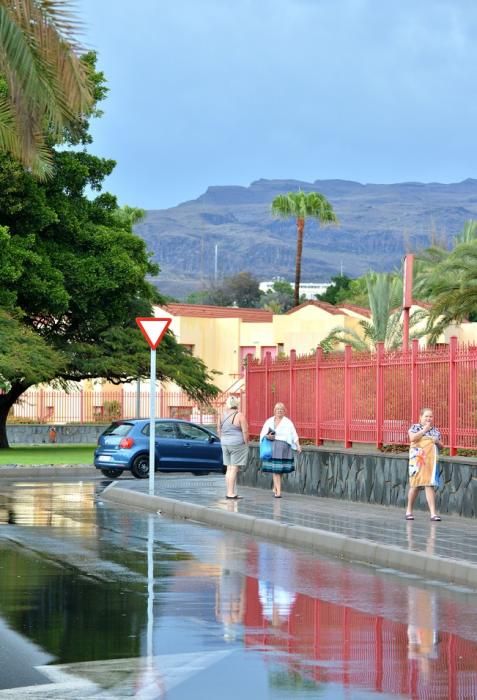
[259,437,273,460]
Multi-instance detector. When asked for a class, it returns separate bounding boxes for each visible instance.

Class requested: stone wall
[6,424,107,445]
[240,444,477,518]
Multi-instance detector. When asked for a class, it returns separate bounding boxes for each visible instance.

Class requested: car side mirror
[208,435,217,443]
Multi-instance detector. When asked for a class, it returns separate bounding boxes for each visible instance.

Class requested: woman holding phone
[259,402,301,498]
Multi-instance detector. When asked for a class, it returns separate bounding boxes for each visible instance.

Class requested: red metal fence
[245,337,477,455]
[8,390,228,428]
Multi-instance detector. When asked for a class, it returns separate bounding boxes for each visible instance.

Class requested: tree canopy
[186,271,262,307]
[0,54,218,447]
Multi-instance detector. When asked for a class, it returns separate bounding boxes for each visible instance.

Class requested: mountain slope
[134,178,477,298]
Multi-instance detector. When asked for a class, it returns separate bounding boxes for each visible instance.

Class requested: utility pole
[214,244,218,282]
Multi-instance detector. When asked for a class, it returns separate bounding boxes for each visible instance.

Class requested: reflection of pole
[147,514,154,659]
[149,350,156,496]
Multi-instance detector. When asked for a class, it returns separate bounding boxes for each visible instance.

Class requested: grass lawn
[0,444,96,465]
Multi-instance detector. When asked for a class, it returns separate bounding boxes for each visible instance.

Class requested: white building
[259,279,331,299]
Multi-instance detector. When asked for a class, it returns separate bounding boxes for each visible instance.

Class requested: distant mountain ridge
[133,178,477,299]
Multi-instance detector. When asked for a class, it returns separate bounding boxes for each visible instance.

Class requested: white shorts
[222,443,249,467]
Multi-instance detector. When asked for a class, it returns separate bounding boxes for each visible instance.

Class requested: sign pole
[149,348,156,496]
[135,317,172,496]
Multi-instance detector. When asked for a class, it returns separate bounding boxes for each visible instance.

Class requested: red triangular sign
[136,317,171,350]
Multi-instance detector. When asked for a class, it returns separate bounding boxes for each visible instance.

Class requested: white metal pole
[149,348,156,495]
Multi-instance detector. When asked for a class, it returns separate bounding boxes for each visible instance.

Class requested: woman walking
[406,407,443,521]
[260,402,301,498]
[218,396,248,499]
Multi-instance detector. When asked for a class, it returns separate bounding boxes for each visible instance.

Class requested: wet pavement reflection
[0,479,476,698]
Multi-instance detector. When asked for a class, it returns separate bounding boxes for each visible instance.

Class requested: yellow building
[154,301,369,392]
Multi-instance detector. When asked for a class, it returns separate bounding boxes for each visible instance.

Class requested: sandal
[430,515,442,521]
[405,513,414,520]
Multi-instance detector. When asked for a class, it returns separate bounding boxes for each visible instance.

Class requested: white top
[260,416,299,450]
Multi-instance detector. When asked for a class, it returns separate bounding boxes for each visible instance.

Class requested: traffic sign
[136,317,171,349]
[136,316,172,495]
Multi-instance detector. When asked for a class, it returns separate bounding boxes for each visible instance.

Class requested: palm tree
[413,220,477,301]
[320,272,428,352]
[425,243,477,342]
[0,0,93,178]
[271,191,337,307]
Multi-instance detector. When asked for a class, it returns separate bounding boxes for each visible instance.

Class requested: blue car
[94,418,225,479]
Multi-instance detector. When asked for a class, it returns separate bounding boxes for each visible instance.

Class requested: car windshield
[102,422,133,437]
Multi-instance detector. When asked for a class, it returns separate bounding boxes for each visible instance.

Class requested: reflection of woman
[218,396,248,500]
[406,408,443,521]
[407,586,439,682]
[260,402,301,498]
[215,534,245,641]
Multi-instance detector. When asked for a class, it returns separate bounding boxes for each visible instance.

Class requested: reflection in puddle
[0,484,476,698]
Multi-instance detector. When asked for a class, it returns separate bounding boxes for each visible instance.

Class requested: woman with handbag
[259,402,301,498]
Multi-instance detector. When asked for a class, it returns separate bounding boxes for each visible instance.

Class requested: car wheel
[131,454,149,479]
[222,465,227,475]
[101,469,123,479]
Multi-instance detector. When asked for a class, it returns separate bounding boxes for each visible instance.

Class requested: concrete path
[102,474,477,589]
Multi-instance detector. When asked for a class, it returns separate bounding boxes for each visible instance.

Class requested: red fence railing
[8,390,231,428]
[245,337,477,455]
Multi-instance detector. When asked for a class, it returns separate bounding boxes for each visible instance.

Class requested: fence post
[411,339,419,423]
[315,346,323,446]
[265,351,271,416]
[289,349,296,420]
[376,342,384,449]
[449,336,458,456]
[344,345,352,448]
[80,389,84,425]
[245,353,251,425]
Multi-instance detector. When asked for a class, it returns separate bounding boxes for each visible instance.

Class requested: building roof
[284,300,345,316]
[161,303,274,322]
[338,303,372,318]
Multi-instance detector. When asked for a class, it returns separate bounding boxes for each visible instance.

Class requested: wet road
[0,479,476,699]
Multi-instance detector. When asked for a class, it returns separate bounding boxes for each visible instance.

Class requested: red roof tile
[284,300,344,316]
[161,303,273,322]
[338,304,372,318]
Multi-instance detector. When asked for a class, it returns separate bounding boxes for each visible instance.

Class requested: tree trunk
[0,383,28,449]
[294,217,305,307]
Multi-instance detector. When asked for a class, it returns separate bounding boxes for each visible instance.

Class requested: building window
[182,344,195,355]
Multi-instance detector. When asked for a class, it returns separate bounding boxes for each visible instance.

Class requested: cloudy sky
[79,0,477,209]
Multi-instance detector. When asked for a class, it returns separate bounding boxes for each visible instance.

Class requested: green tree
[0,0,93,177]
[320,272,427,352]
[424,243,477,341]
[271,191,337,307]
[0,58,218,448]
[260,279,294,312]
[316,274,352,305]
[186,272,262,307]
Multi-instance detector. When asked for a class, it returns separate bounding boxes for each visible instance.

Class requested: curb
[102,484,477,589]
[0,465,99,478]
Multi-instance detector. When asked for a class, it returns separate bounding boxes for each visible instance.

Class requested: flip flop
[405,513,414,520]
[226,495,238,500]
[430,515,442,521]
[274,494,282,498]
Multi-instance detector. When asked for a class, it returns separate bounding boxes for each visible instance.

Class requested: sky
[78,0,477,210]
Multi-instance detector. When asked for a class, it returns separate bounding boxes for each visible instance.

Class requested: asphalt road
[0,477,476,699]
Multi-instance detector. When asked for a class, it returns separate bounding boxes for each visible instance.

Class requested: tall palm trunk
[294,217,305,307]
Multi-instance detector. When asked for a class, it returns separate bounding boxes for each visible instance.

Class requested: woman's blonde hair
[419,407,433,418]
[226,395,239,409]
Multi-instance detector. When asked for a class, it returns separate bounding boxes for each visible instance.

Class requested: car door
[142,421,184,470]
[175,422,222,471]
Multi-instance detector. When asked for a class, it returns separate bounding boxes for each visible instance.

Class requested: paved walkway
[103,474,477,588]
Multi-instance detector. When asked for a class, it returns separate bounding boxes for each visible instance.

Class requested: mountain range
[133,178,477,299]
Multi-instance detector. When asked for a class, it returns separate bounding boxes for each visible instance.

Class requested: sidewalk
[102,474,477,589]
